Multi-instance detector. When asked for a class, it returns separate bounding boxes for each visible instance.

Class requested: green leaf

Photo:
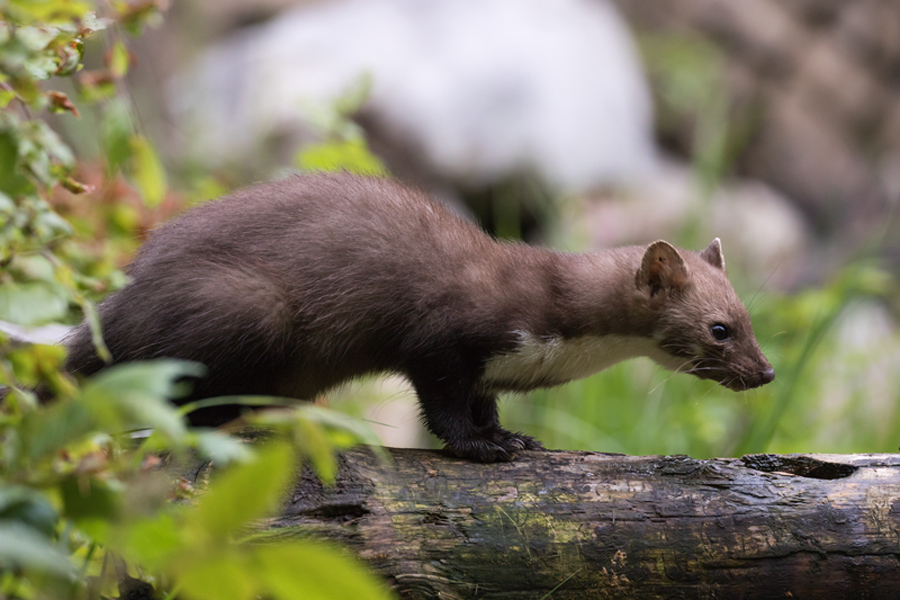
[80,11,111,34]
[31,200,74,240]
[118,513,184,572]
[17,119,75,185]
[18,396,96,464]
[59,474,122,523]
[0,523,76,578]
[254,542,395,600]
[101,98,134,175]
[191,442,295,540]
[250,405,388,483]
[299,420,337,482]
[6,342,68,395]
[298,405,386,451]
[55,39,83,76]
[191,430,254,465]
[0,88,16,109]
[0,281,69,326]
[177,394,290,418]
[297,138,386,176]
[15,25,59,54]
[175,548,257,600]
[9,1,95,24]
[128,134,166,207]
[108,41,129,78]
[80,360,205,439]
[79,298,111,363]
[82,359,205,402]
[0,129,35,197]
[0,486,59,538]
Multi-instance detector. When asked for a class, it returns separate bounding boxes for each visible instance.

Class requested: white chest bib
[481,331,675,391]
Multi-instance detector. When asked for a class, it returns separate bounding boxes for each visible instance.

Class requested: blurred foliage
[295,75,387,176]
[298,137,386,177]
[1,359,393,600]
[0,3,393,599]
[638,33,759,198]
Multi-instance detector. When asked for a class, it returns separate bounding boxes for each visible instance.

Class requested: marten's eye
[710,323,731,341]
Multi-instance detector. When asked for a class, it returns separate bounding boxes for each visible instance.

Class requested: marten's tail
[62,322,108,379]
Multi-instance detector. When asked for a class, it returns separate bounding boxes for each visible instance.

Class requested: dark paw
[445,430,546,463]
[444,439,514,463]
[498,430,546,452]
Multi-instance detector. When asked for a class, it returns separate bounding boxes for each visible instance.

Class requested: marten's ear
[637,240,688,298]
[699,237,726,271]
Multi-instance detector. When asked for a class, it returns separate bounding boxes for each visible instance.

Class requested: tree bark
[225,448,900,600]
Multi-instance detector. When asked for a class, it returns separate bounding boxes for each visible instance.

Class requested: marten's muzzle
[726,365,775,391]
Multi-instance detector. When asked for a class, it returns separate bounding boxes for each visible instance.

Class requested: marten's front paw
[445,430,545,463]
[445,440,515,463]
[498,430,545,452]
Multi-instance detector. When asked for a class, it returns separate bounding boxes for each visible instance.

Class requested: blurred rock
[171,0,656,193]
[563,158,811,289]
[612,0,899,254]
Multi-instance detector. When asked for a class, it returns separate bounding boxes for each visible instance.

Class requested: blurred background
[30,0,900,457]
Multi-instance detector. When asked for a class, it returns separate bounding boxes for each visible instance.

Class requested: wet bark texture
[249,449,900,599]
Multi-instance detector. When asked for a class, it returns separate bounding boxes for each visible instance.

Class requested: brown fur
[63,173,773,462]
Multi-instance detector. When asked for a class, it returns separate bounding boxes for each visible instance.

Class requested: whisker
[682,366,718,374]
[747,260,783,315]
[762,330,788,344]
[648,361,699,393]
[698,381,722,399]
[648,371,681,395]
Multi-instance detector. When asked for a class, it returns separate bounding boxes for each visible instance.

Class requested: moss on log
[250,449,900,599]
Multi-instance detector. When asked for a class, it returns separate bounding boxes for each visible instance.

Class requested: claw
[444,430,547,462]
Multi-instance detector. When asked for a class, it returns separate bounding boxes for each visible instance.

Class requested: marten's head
[637,239,774,391]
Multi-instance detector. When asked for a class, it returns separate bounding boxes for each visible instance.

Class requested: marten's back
[130,172,491,282]
[63,173,510,420]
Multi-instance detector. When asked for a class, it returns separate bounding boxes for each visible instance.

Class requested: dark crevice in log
[294,503,370,520]
[741,454,859,479]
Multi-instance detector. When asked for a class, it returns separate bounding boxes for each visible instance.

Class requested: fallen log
[239,448,900,600]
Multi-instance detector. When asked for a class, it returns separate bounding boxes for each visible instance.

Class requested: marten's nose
[760,367,775,384]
